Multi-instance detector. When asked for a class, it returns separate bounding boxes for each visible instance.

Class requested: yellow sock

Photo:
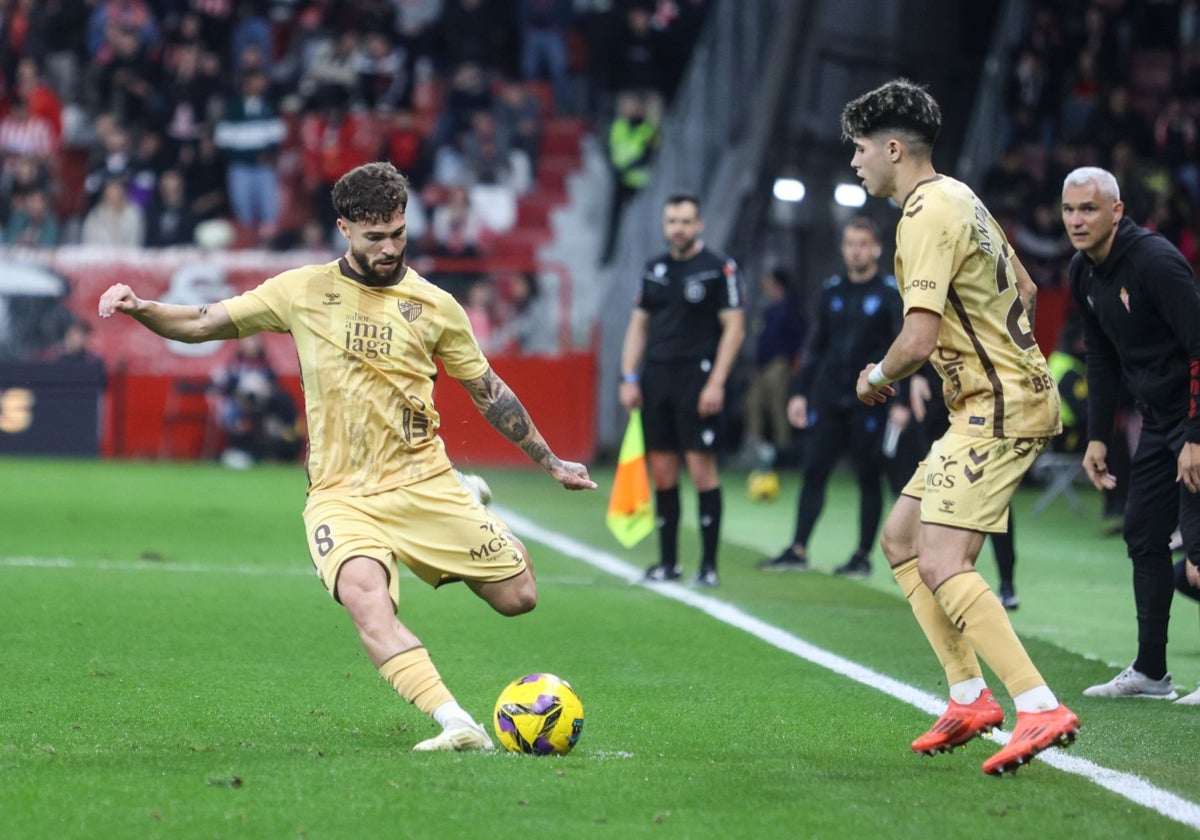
[892,558,982,685]
[378,647,455,716]
[933,570,1045,697]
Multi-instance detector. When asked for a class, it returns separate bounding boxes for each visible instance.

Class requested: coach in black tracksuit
[1063,167,1200,703]
[760,217,903,577]
[619,193,745,587]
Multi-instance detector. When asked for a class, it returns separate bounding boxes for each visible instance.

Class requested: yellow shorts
[303,469,525,608]
[900,432,1048,533]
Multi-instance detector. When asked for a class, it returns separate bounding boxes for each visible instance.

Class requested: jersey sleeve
[896,202,962,317]
[436,294,491,381]
[222,271,296,336]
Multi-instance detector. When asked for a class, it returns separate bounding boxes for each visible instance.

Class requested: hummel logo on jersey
[323,293,341,306]
[398,301,423,322]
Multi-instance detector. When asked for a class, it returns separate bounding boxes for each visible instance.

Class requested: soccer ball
[493,673,584,755]
[747,469,780,501]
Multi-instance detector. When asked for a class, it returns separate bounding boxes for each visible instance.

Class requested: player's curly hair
[840,78,942,155]
[331,162,410,224]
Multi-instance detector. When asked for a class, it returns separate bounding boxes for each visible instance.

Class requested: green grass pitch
[1,457,1198,838]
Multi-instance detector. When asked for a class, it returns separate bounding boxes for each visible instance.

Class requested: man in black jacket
[759,216,904,577]
[1063,166,1200,705]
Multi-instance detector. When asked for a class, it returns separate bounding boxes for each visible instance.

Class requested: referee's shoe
[644,564,681,582]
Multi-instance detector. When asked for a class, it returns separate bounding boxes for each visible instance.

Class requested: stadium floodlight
[834,183,867,208]
[772,177,806,203]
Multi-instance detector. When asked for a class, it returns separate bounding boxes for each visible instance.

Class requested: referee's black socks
[655,486,681,570]
[698,487,722,571]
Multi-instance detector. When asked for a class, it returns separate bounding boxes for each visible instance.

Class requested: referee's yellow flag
[606,409,655,548]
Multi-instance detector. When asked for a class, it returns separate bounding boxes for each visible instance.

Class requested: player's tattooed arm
[462,369,556,468]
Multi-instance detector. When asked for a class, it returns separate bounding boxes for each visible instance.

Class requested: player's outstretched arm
[460,368,597,491]
[98,283,237,343]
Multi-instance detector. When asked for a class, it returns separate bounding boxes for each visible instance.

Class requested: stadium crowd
[982,0,1200,283]
[0,0,707,258]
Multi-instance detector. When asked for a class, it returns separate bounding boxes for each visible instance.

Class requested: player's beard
[350,244,407,287]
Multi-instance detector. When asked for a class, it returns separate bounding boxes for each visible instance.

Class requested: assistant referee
[619,193,745,587]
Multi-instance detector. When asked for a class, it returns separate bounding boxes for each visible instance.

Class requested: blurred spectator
[1084,86,1153,159]
[431,184,484,256]
[517,0,574,112]
[1154,96,1199,205]
[1012,202,1072,288]
[4,186,61,247]
[214,69,284,241]
[0,96,58,163]
[160,43,223,149]
[80,176,144,246]
[496,271,559,355]
[434,60,493,150]
[210,333,302,468]
[603,89,659,262]
[741,267,806,459]
[982,145,1038,221]
[48,318,102,365]
[612,5,662,97]
[127,129,169,209]
[357,30,413,110]
[13,58,63,142]
[460,276,498,351]
[85,0,158,58]
[0,154,55,227]
[231,1,273,75]
[382,109,427,182]
[300,86,380,232]
[493,78,543,166]
[26,0,89,104]
[302,30,362,105]
[88,21,161,126]
[437,0,508,70]
[82,118,134,209]
[178,131,229,222]
[144,169,197,247]
[1004,47,1055,149]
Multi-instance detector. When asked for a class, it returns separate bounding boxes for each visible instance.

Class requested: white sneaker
[455,470,492,506]
[412,719,494,752]
[1175,684,1200,706]
[1083,664,1179,700]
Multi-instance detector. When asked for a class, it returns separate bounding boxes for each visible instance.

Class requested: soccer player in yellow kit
[98,162,596,752]
[842,79,1079,775]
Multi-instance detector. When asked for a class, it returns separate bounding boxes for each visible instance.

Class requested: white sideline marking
[496,507,1200,833]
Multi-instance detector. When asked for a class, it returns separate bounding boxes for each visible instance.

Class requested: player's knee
[879,524,912,566]
[495,584,538,617]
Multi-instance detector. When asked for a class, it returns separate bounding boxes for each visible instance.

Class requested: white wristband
[867,364,892,388]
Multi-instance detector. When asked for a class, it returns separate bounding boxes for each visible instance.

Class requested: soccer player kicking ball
[98,162,596,752]
[842,79,1079,775]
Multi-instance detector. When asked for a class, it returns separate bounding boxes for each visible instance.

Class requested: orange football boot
[982,704,1080,776]
[911,689,1005,755]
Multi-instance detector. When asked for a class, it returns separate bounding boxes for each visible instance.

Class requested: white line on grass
[495,506,1200,833]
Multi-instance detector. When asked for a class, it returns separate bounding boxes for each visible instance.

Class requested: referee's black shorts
[640,360,720,453]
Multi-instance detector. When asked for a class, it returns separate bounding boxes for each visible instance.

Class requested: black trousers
[791,400,887,553]
[1122,423,1200,649]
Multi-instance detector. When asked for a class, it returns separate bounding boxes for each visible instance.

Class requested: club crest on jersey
[647,262,669,284]
[685,279,706,302]
[398,300,423,322]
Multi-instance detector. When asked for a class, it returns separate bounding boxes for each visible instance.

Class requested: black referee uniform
[1069,215,1200,682]
[633,245,743,580]
[637,248,743,452]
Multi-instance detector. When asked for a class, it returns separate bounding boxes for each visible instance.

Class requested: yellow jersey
[223,259,490,494]
[896,176,1061,439]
